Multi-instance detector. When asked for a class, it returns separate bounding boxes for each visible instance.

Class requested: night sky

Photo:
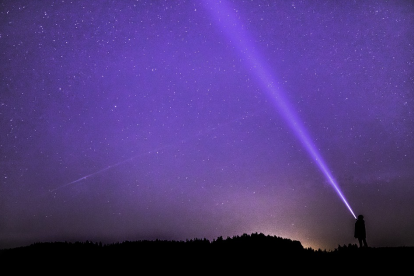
[1,0,413,251]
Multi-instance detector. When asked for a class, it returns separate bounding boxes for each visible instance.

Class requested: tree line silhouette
[1,232,413,273]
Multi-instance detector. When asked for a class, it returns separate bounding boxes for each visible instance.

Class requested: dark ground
[1,233,412,273]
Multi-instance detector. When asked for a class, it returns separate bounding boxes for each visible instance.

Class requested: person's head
[358,215,364,220]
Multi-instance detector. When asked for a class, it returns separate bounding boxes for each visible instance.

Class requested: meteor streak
[203,0,356,218]
[49,154,148,192]
[51,111,262,192]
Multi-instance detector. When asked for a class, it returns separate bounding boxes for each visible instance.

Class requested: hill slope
[1,233,413,273]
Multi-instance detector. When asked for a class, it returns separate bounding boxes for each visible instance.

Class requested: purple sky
[1,0,413,250]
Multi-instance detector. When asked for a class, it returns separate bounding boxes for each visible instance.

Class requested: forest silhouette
[1,232,412,273]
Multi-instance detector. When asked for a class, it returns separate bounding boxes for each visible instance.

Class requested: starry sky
[1,0,413,251]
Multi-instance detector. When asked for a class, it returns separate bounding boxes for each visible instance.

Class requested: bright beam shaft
[203,0,356,218]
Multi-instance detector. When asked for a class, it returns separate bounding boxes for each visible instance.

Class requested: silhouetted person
[354,215,368,248]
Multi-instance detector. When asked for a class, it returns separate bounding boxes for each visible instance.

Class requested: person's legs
[362,239,368,248]
[358,238,363,248]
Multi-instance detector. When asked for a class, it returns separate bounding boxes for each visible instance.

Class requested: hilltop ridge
[1,232,413,273]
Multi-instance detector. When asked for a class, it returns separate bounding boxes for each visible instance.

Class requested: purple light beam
[202,0,357,219]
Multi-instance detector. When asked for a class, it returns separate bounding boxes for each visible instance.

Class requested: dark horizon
[2,231,413,252]
[2,232,414,274]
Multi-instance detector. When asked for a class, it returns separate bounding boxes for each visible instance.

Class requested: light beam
[202,0,356,219]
